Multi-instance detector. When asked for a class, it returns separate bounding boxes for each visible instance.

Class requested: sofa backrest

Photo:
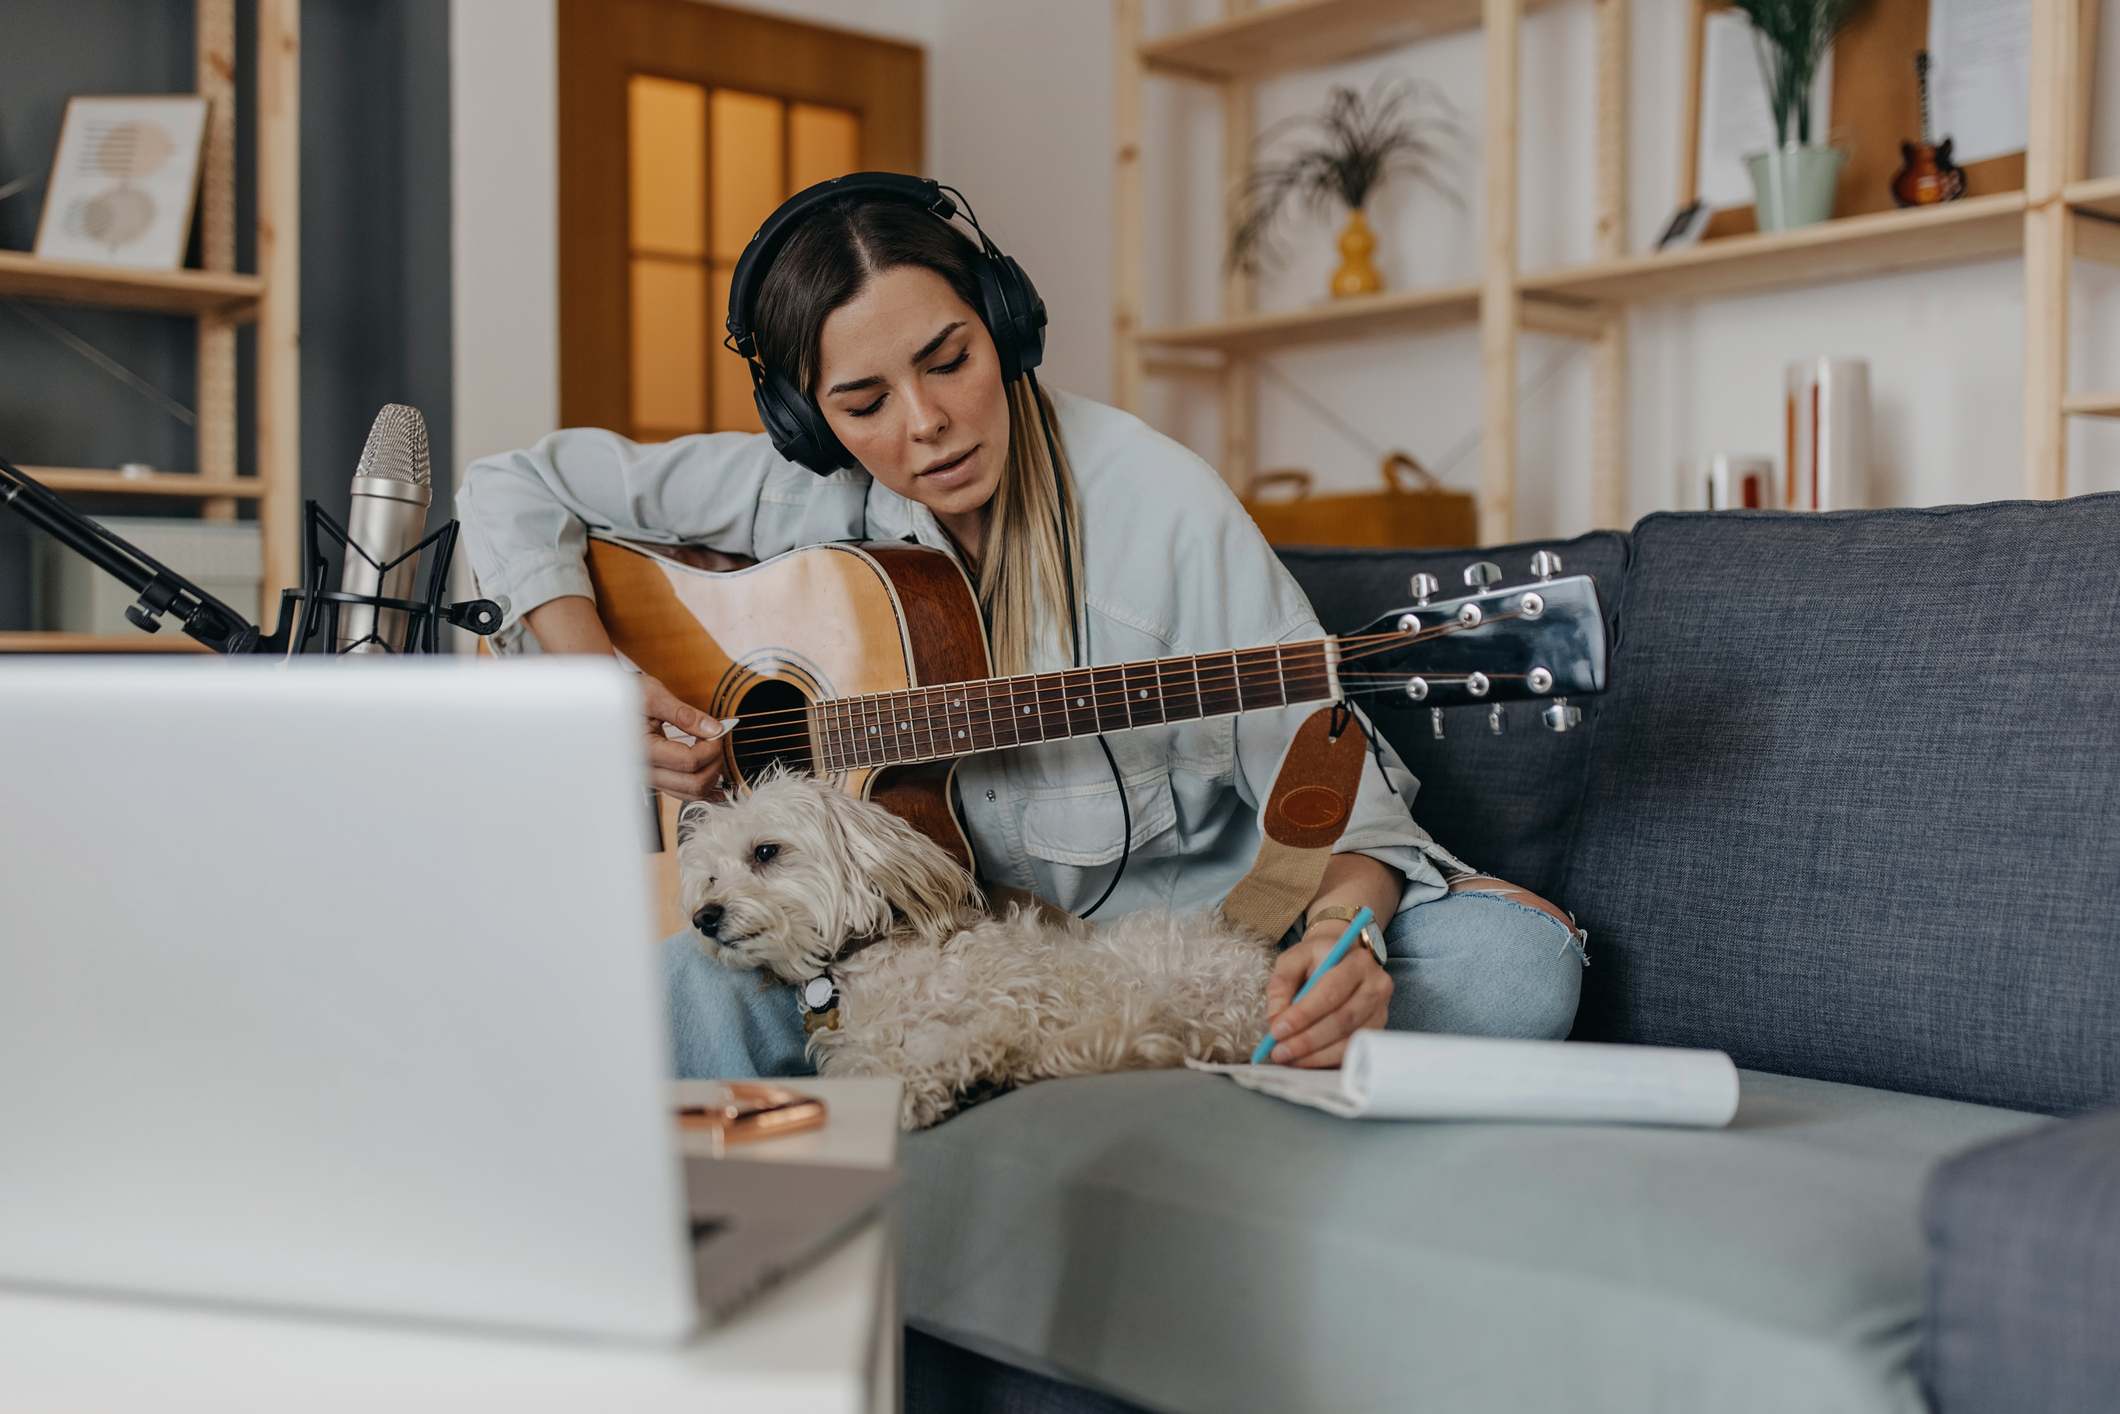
[1558,499,2120,1115]
[1278,531,1629,905]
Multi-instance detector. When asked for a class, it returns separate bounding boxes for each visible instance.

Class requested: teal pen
[1250,905,1374,1065]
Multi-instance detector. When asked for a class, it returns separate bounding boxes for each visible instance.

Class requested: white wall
[453,1,2120,540]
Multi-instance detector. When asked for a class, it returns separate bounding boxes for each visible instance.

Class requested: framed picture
[34,95,210,270]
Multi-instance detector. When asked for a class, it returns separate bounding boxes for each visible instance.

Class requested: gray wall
[0,0,453,635]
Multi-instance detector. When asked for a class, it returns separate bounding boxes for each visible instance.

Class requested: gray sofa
[899,496,2120,1414]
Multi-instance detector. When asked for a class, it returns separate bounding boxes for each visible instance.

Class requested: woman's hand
[640,674,732,802]
[1262,921,1393,1068]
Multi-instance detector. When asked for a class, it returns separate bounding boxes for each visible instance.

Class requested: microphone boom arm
[0,457,260,654]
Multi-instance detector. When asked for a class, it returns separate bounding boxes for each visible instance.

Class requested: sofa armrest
[1920,1104,2120,1414]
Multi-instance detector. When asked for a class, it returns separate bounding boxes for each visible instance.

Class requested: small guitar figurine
[1892,51,1966,208]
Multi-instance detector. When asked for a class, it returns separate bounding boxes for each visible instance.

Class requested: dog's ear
[812,782,979,945]
[675,800,712,847]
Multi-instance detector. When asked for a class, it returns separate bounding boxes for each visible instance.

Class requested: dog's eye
[751,842,781,866]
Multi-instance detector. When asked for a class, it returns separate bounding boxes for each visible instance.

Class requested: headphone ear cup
[976,252,1046,383]
[750,362,851,474]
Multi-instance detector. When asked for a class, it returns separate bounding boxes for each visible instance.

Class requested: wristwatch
[1304,903,1387,966]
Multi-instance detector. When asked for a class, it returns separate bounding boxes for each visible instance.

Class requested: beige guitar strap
[1218,703,1369,942]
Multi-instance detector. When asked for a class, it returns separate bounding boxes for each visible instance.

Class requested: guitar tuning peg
[1462,561,1502,592]
[1542,698,1583,733]
[1430,707,1446,740]
[1530,550,1563,581]
[1488,703,1506,735]
[1410,572,1438,606]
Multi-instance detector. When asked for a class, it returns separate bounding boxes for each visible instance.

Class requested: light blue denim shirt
[458,389,1463,920]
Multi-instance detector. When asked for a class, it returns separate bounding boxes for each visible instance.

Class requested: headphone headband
[722,171,1045,474]
[724,172,960,359]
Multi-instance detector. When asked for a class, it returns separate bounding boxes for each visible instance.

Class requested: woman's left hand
[1262,925,1393,1068]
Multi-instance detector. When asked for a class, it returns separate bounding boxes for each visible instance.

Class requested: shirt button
[985,789,997,801]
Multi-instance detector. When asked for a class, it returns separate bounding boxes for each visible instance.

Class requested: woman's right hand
[640,674,732,801]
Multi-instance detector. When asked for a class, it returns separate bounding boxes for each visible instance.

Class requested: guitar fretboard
[810,639,1338,772]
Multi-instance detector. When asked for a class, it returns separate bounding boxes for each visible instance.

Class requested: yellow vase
[1331,207,1384,298]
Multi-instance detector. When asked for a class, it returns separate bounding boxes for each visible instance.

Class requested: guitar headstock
[1344,551,1608,734]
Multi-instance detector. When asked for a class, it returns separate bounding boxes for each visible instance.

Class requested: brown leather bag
[1240,452,1477,549]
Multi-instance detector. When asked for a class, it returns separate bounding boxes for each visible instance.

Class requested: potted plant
[1229,77,1459,299]
[1730,0,1870,230]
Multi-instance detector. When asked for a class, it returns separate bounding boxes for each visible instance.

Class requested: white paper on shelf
[1928,0,2030,165]
[1188,1031,1742,1128]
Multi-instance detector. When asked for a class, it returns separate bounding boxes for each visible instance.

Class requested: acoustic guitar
[584,535,1608,869]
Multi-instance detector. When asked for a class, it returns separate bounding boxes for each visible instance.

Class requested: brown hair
[752,198,1081,676]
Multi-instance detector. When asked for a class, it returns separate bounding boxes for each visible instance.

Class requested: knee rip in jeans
[1446,874,1590,966]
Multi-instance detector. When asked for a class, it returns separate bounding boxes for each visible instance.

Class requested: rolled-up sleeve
[456,427,868,630]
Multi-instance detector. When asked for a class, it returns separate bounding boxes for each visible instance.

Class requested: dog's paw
[899,1085,959,1131]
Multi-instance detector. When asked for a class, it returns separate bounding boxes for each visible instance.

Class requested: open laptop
[0,658,890,1341]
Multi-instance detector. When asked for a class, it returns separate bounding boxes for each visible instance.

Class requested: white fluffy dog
[677,770,1274,1129]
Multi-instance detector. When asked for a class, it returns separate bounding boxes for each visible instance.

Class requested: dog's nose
[692,904,724,937]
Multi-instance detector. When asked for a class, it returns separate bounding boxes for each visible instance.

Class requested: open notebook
[1188,1031,1741,1127]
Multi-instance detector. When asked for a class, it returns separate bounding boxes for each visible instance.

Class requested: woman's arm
[526,593,733,800]
[455,426,867,634]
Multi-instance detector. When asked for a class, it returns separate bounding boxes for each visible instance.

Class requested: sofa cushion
[1277,531,1629,901]
[1920,1104,2120,1414]
[902,1069,2043,1414]
[1559,497,2120,1114]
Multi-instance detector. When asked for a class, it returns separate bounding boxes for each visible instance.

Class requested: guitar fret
[799,634,1357,778]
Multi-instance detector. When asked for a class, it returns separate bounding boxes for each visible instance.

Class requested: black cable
[1025,368,1129,920]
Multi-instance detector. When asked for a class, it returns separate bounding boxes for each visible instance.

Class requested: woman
[458,175,1584,1080]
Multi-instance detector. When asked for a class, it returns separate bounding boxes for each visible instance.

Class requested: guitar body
[585,535,987,871]
[1892,138,1966,207]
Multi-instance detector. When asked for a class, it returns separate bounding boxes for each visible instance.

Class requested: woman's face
[812,264,1011,537]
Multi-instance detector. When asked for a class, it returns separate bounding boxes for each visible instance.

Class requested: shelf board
[2067,175,2120,222]
[1136,281,1480,355]
[2064,391,2120,419]
[21,467,265,499]
[0,250,264,319]
[1140,0,1549,80]
[1521,192,2028,306]
[0,632,209,654]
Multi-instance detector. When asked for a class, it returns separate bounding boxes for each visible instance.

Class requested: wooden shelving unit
[1522,193,2030,305]
[22,466,268,500]
[1114,0,2109,539]
[0,251,264,318]
[1137,281,1481,354]
[1138,0,1551,79]
[0,0,299,655]
[0,632,210,654]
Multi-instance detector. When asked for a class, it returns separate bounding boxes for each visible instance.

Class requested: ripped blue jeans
[659,873,1588,1080]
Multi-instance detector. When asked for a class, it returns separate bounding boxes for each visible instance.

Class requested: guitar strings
[713,613,1525,756]
[708,612,1537,763]
[682,614,1498,742]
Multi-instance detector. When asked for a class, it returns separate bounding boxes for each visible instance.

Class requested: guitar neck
[811,638,1339,772]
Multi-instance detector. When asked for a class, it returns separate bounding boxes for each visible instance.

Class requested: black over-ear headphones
[722,172,1047,474]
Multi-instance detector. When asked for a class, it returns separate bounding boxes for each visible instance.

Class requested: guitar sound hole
[727,679,816,785]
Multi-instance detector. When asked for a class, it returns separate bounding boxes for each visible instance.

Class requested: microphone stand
[0,456,260,654]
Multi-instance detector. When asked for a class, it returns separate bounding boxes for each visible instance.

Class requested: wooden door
[557,0,922,939]
[558,0,925,439]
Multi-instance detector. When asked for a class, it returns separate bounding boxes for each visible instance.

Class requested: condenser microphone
[337,404,433,653]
